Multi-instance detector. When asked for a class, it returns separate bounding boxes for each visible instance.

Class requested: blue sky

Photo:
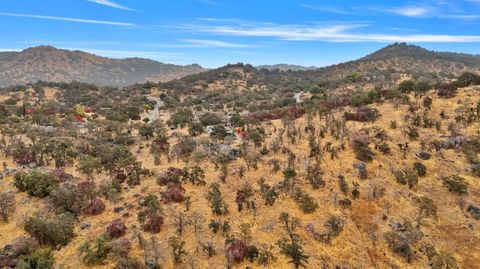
[1,0,480,67]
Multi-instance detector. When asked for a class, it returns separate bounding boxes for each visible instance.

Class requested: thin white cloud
[0,48,21,52]
[300,4,358,15]
[0,12,135,26]
[86,0,135,11]
[388,6,430,17]
[181,39,253,48]
[182,21,480,42]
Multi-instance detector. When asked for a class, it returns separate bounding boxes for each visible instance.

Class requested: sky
[1,0,480,68]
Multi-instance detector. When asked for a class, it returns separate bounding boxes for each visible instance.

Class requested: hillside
[256,64,318,71]
[161,43,480,95]
[0,46,206,87]
[0,78,479,268]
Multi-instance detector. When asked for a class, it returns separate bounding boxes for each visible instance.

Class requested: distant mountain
[0,46,206,87]
[256,64,317,71]
[161,43,480,94]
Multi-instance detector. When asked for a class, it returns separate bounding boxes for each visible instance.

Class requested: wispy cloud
[179,21,480,42]
[181,39,253,48]
[85,0,135,11]
[300,4,358,15]
[388,6,430,17]
[380,2,479,20]
[0,12,135,26]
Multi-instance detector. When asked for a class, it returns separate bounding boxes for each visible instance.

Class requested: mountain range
[0,46,205,87]
[1,43,480,88]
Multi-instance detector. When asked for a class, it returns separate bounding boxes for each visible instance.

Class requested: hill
[0,46,206,87]
[256,64,318,71]
[161,43,480,95]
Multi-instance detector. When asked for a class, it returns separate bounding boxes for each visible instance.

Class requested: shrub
[384,231,416,262]
[338,175,349,194]
[405,126,419,140]
[24,212,75,247]
[107,219,127,238]
[10,236,40,257]
[344,107,380,122]
[324,216,344,238]
[235,184,254,212]
[168,236,187,264]
[392,168,418,189]
[206,183,229,215]
[226,240,248,264]
[441,175,468,195]
[456,72,480,87]
[162,183,185,203]
[377,142,391,154]
[138,194,164,233]
[84,198,106,215]
[467,205,480,220]
[50,183,82,215]
[350,90,380,107]
[277,239,309,269]
[306,164,325,189]
[292,189,318,214]
[258,179,279,206]
[156,167,183,185]
[182,166,206,186]
[353,141,375,162]
[398,80,415,93]
[436,83,457,98]
[17,248,55,269]
[0,191,15,222]
[79,235,111,265]
[14,171,58,198]
[413,162,427,177]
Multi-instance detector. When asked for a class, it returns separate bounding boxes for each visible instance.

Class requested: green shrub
[392,169,418,189]
[79,235,111,265]
[456,72,480,87]
[17,248,55,269]
[24,212,75,247]
[353,141,375,162]
[351,90,380,107]
[441,175,468,195]
[413,162,427,177]
[292,189,318,214]
[14,171,59,198]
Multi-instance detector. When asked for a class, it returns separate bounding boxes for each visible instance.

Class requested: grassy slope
[0,88,479,269]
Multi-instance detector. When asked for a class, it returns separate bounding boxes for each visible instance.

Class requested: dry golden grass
[0,88,479,268]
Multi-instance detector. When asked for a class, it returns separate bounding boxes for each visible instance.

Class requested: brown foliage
[107,219,127,238]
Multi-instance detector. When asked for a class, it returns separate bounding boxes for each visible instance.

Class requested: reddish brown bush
[143,215,164,233]
[52,168,74,182]
[345,107,380,122]
[235,190,246,204]
[111,170,127,183]
[319,95,352,111]
[84,198,105,215]
[107,219,127,238]
[226,240,248,264]
[246,107,305,122]
[437,84,457,98]
[0,255,16,268]
[13,152,36,166]
[157,167,183,185]
[162,183,185,203]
